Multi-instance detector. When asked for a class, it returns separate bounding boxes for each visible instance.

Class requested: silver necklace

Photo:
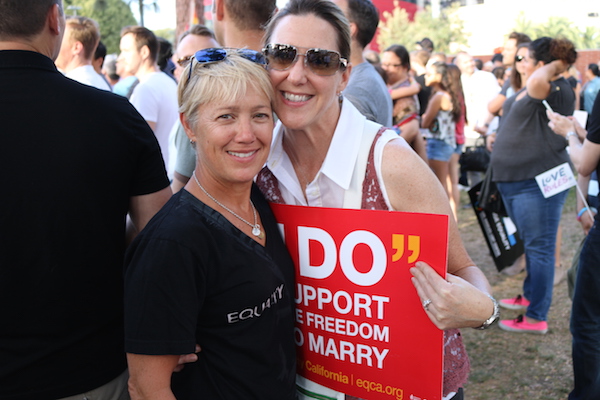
[192,172,263,239]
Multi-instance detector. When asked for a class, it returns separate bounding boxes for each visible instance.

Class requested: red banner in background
[270,204,449,400]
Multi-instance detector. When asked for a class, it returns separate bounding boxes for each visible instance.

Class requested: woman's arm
[381,140,494,330]
[576,174,596,234]
[389,79,420,100]
[527,59,568,100]
[421,92,443,129]
[127,353,180,400]
[488,93,506,115]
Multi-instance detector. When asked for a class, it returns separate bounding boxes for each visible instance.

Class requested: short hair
[264,0,351,63]
[589,63,600,77]
[529,36,577,66]
[508,31,532,47]
[431,51,447,64]
[178,24,216,45]
[224,0,276,31]
[66,16,101,60]
[345,0,379,49]
[104,54,119,80]
[0,0,62,39]
[95,40,107,61]
[384,44,410,70]
[157,37,173,71]
[410,49,430,67]
[491,53,503,63]
[492,66,505,80]
[121,26,159,63]
[179,51,274,131]
[416,37,434,53]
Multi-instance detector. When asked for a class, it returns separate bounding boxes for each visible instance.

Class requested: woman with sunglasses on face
[489,37,577,334]
[123,50,296,400]
[257,1,495,399]
[488,43,531,124]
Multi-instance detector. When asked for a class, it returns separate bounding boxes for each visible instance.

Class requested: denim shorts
[454,143,464,155]
[426,138,454,161]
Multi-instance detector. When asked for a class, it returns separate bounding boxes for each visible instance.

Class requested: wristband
[577,207,598,221]
[566,131,578,141]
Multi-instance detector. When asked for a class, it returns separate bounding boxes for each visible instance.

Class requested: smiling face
[456,53,475,76]
[381,51,409,85]
[185,85,274,187]
[266,13,350,132]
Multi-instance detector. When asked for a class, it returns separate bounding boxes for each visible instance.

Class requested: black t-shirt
[416,74,431,116]
[0,51,169,400]
[586,95,600,220]
[124,187,296,400]
[491,77,575,182]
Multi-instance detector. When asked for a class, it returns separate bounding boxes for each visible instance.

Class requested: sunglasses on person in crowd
[187,48,267,81]
[176,55,192,67]
[262,43,348,76]
[515,55,525,63]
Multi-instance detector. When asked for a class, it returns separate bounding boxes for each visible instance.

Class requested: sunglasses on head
[187,47,267,81]
[262,43,348,76]
[515,55,525,63]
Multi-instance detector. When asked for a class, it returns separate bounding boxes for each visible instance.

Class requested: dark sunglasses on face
[262,43,348,76]
[187,47,267,81]
[515,55,525,63]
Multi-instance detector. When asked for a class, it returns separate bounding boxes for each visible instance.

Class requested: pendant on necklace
[252,225,264,239]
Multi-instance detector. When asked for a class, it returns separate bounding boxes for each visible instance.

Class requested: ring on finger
[422,299,432,311]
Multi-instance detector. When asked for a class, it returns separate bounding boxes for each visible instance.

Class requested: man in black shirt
[0,1,171,399]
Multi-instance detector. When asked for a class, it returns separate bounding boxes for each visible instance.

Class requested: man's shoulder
[347,63,387,93]
[133,72,177,100]
[141,71,177,89]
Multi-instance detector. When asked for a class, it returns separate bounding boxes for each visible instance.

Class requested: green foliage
[513,12,600,50]
[377,1,468,54]
[154,28,176,44]
[126,0,159,27]
[64,0,137,54]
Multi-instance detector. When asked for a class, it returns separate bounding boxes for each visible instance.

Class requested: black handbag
[460,137,490,173]
[476,166,508,217]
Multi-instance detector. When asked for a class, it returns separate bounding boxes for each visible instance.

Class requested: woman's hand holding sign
[410,262,497,330]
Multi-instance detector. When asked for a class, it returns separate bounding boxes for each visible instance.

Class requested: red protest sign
[270,203,448,400]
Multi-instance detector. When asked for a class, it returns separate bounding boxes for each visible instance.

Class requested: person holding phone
[489,37,577,334]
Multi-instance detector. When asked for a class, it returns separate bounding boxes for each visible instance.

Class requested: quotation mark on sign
[391,234,420,263]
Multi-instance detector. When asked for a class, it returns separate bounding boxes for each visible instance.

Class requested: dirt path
[458,189,583,400]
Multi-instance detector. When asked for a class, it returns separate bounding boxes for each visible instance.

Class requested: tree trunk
[138,0,144,26]
[175,0,204,42]
[175,0,190,41]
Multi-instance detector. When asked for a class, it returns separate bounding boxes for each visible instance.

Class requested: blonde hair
[178,51,274,130]
[65,16,100,60]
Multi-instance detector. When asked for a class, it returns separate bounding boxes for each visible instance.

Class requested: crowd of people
[1,0,599,399]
